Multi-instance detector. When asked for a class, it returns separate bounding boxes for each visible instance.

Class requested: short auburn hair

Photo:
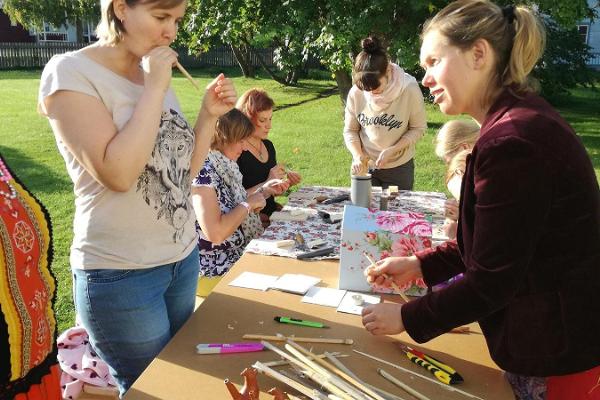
[235,88,275,120]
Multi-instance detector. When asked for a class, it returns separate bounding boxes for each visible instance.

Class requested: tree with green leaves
[2,0,99,42]
[186,0,596,103]
[185,0,319,85]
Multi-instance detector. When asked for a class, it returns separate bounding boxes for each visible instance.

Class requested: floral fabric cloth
[339,205,431,295]
[245,186,447,260]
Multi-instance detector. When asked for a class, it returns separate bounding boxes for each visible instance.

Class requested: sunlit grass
[1,68,597,332]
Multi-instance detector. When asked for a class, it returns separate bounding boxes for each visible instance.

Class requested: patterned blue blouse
[192,159,247,277]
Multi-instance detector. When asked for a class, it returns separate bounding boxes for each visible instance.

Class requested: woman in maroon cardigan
[361,1,600,399]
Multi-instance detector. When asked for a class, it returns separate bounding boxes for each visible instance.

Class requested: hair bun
[361,36,382,54]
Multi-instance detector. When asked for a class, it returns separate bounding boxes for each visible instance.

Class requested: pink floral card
[338,205,432,296]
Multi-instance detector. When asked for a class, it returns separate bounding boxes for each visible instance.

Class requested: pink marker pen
[195,342,264,355]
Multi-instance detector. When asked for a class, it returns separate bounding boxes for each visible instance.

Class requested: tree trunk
[334,70,353,106]
[231,44,255,78]
[75,18,84,43]
[245,43,290,86]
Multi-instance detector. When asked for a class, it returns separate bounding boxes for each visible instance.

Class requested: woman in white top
[343,36,427,189]
[38,0,236,395]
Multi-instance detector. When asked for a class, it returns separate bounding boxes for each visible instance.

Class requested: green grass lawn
[1,68,598,332]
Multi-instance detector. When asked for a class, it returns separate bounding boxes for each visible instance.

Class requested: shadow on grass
[427,121,444,131]
[275,87,339,112]
[0,145,71,195]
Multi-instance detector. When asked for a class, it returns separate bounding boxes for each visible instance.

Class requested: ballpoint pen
[398,344,462,385]
[274,316,329,328]
[196,342,264,355]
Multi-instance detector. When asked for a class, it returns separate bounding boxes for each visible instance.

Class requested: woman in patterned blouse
[191,109,288,296]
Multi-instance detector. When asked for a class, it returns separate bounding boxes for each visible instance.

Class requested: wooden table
[125,253,513,400]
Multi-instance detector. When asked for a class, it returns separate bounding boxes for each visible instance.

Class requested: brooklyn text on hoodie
[356,112,403,131]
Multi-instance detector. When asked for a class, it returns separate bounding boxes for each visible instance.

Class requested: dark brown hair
[352,36,389,92]
[211,109,254,150]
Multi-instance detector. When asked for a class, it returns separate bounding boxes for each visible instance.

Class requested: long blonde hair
[422,0,546,104]
[445,149,471,185]
[435,119,480,161]
[96,0,185,45]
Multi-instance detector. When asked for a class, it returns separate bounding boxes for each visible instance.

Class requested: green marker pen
[274,316,329,328]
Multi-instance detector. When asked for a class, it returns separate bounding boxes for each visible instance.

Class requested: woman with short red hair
[236,88,301,226]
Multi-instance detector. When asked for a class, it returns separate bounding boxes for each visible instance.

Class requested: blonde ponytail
[503,6,546,90]
[422,0,546,101]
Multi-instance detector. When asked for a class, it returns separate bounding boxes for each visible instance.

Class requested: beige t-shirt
[38,50,198,270]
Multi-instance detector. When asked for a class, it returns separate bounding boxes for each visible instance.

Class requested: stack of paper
[271,274,321,294]
[228,272,279,291]
[228,272,320,295]
[301,286,347,308]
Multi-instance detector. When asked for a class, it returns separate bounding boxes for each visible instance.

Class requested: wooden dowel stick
[286,340,384,400]
[244,334,353,345]
[175,61,199,91]
[284,344,363,400]
[363,253,410,303]
[253,361,319,400]
[263,352,348,367]
[353,349,484,400]
[260,341,355,400]
[324,353,407,400]
[378,369,432,400]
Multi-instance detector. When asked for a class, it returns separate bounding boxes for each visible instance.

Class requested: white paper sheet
[301,286,347,308]
[228,271,279,291]
[271,274,321,295]
[336,291,381,315]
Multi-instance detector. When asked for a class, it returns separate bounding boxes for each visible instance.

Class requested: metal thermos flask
[351,173,372,208]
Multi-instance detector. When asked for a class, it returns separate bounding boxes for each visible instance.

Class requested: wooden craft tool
[175,61,199,90]
[243,334,353,345]
[378,369,432,400]
[363,253,410,303]
[253,361,321,400]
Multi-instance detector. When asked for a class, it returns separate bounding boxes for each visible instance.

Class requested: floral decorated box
[338,205,432,296]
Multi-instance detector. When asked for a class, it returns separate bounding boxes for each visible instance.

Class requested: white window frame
[577,24,589,44]
[36,22,68,42]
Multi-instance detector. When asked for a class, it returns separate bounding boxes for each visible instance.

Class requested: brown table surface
[125,253,513,400]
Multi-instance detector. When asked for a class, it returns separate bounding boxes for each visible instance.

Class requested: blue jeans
[73,248,199,397]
